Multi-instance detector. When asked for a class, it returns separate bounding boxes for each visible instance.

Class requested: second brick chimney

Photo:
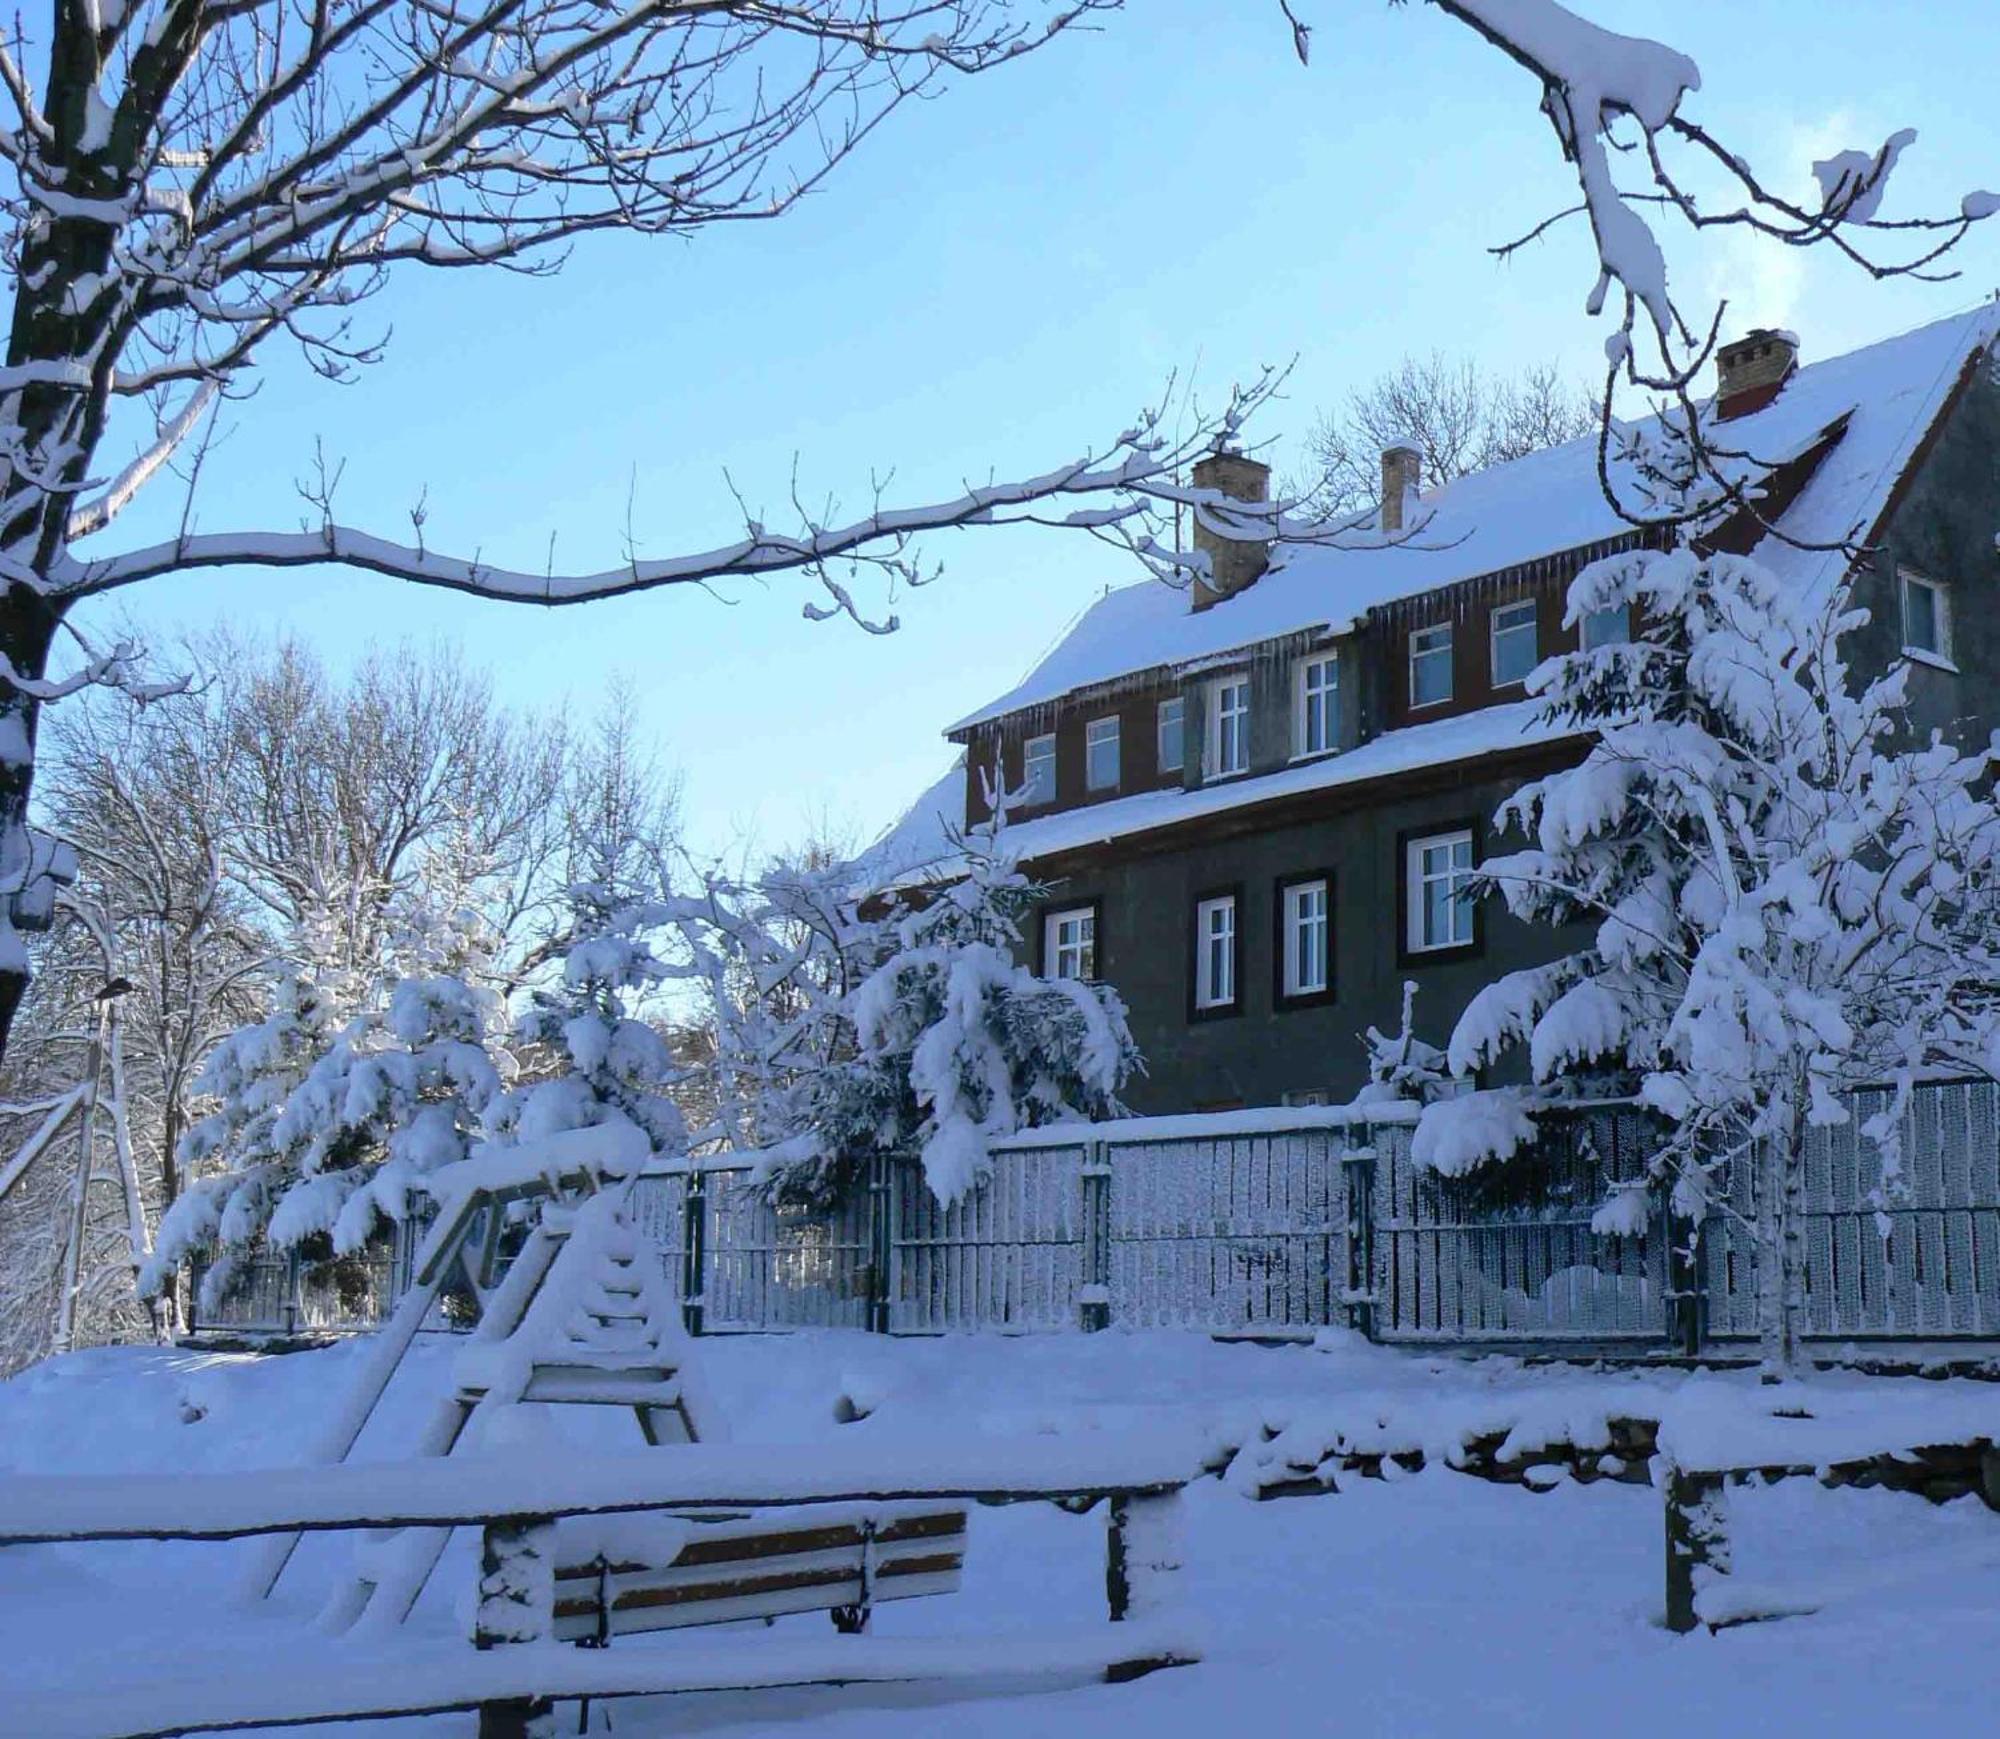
[1380,442,1422,534]
[1189,450,1272,612]
[1714,329,1800,420]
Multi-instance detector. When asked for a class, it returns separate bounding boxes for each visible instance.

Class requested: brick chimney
[1380,442,1421,534]
[1714,329,1799,421]
[1189,450,1272,612]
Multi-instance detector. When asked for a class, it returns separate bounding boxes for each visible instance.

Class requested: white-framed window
[1085,715,1120,791]
[1194,893,1238,1010]
[1406,829,1476,954]
[1409,623,1453,709]
[1580,604,1631,651]
[1899,569,1951,665]
[1206,676,1250,778]
[1157,696,1185,775]
[1490,599,1538,687]
[1293,654,1339,758]
[1280,876,1330,999]
[1043,905,1096,982]
[1022,733,1056,806]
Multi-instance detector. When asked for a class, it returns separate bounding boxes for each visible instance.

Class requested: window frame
[1273,870,1335,1010]
[1489,598,1539,689]
[1039,900,1100,983]
[1292,653,1340,760]
[1398,821,1482,964]
[1898,568,1954,669]
[1204,675,1251,780]
[1084,714,1121,793]
[1408,622,1454,710]
[1156,695,1186,777]
[1021,731,1057,808]
[1189,886,1243,1020]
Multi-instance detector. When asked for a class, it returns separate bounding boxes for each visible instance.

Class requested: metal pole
[51,1001,111,1356]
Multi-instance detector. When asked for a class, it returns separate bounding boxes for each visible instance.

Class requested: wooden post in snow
[476,1513,557,1739]
[1664,1465,1730,1633]
[1105,1487,1187,1680]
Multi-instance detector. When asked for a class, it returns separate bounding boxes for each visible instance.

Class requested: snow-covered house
[872,307,2000,1113]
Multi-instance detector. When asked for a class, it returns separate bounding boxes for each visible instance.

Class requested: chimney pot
[1380,442,1422,535]
[1715,329,1799,421]
[1189,450,1272,612]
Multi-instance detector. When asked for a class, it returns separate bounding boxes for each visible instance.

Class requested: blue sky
[75,0,2000,864]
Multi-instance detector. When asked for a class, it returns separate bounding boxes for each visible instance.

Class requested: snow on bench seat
[0,1435,1203,1545]
[8,1619,1204,1739]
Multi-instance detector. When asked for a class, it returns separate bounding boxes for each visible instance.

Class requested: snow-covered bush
[1418,514,2000,1375]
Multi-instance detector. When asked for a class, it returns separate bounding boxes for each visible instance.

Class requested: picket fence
[191,1081,2000,1352]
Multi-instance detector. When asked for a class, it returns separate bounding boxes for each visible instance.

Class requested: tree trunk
[1757,1098,1813,1383]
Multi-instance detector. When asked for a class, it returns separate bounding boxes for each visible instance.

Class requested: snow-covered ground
[3,1330,1998,1738]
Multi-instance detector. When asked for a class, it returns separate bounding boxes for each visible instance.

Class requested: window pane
[1491,601,1538,686]
[1086,718,1120,791]
[1410,626,1453,707]
[1902,578,1942,656]
[1581,605,1630,651]
[1409,832,1474,951]
[1023,735,1055,805]
[1196,897,1236,1006]
[1297,657,1337,755]
[1158,698,1185,772]
[1284,879,1329,996]
[1210,679,1249,775]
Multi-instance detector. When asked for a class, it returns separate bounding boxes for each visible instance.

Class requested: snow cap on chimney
[1380,441,1422,535]
[1715,329,1800,421]
[1189,449,1272,612]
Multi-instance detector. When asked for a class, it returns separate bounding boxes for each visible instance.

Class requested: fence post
[281,1247,302,1336]
[866,1155,894,1334]
[1342,1133,1379,1339]
[680,1169,706,1337]
[1663,1181,1705,1358]
[1080,1140,1111,1331]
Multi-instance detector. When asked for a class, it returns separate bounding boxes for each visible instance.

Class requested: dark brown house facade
[864,308,2000,1113]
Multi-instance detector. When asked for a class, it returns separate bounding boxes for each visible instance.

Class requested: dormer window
[1206,676,1250,778]
[1022,733,1055,806]
[1293,654,1338,758]
[1409,623,1453,709]
[1085,715,1121,792]
[1581,605,1630,651]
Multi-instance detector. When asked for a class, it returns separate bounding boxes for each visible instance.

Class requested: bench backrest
[551,1502,967,1642]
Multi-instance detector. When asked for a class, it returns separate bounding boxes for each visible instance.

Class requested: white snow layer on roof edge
[948,304,2000,735]
[862,699,1578,897]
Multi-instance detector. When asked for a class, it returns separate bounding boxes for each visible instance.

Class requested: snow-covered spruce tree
[493,882,687,1163]
[139,888,513,1308]
[832,823,1139,1205]
[138,964,348,1309]
[1417,538,2000,1377]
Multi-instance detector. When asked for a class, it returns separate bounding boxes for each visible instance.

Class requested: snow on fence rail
[185,1083,2000,1352]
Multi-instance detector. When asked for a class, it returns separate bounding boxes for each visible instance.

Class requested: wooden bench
[0,1436,1200,1739]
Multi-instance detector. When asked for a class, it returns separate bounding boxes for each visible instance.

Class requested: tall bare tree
[1296,355,1595,517]
[0,0,1297,1060]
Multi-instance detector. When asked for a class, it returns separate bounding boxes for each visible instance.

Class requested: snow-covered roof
[949,304,2000,735]
[847,758,965,898]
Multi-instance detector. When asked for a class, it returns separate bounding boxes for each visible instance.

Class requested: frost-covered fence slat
[1698,1081,2000,1344]
[695,1169,872,1333]
[1102,1129,1343,1333]
[1374,1106,1665,1344]
[887,1146,1084,1332]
